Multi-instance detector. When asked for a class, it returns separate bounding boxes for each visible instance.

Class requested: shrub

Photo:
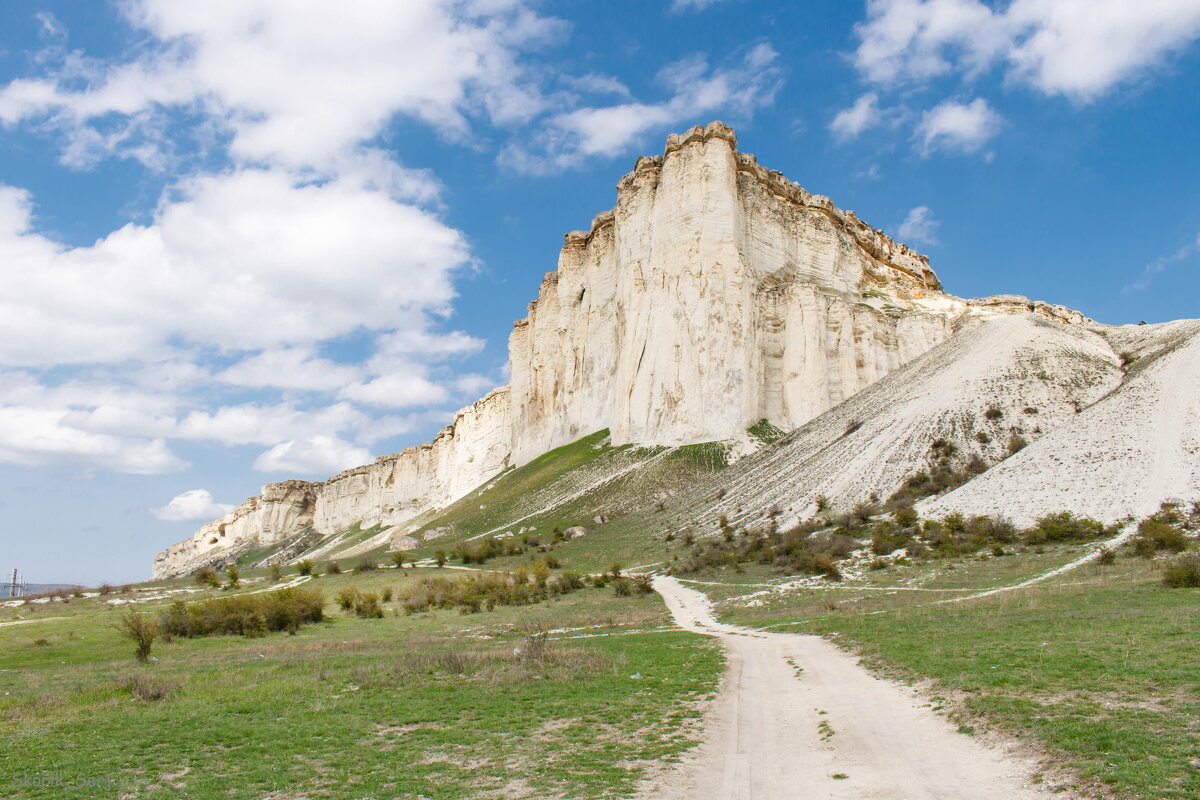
[98,583,114,596]
[632,574,655,595]
[975,431,991,444]
[296,560,315,576]
[608,562,623,579]
[1133,520,1187,556]
[559,571,585,590]
[612,578,633,597]
[1097,547,1116,565]
[984,406,1004,421]
[435,550,447,568]
[193,567,219,588]
[396,569,586,614]
[335,587,360,611]
[454,536,527,565]
[1007,435,1028,455]
[326,561,342,575]
[270,564,283,582]
[1023,512,1110,545]
[1162,553,1200,588]
[224,565,241,590]
[158,588,325,639]
[352,592,384,619]
[354,557,379,573]
[391,552,406,569]
[871,522,909,555]
[381,587,394,602]
[894,505,919,528]
[114,612,158,662]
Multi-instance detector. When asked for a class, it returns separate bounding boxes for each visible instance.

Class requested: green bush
[1162,553,1200,588]
[397,569,586,615]
[454,536,527,565]
[353,591,384,618]
[354,557,379,573]
[612,578,633,597]
[296,559,315,576]
[270,563,284,582]
[193,566,219,588]
[158,587,325,639]
[335,587,360,611]
[559,571,585,590]
[224,565,240,590]
[325,561,342,575]
[1133,519,1187,556]
[391,551,406,569]
[114,612,158,662]
[1023,512,1110,545]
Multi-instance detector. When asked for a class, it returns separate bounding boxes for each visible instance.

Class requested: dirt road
[643,576,1059,800]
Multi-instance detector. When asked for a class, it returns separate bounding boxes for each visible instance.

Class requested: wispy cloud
[1125,233,1200,291]
[503,43,782,174]
[896,206,941,247]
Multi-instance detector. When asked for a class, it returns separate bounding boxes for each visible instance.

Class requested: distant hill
[0,583,79,599]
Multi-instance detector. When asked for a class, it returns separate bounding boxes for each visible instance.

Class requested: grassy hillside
[0,567,721,800]
[297,431,735,576]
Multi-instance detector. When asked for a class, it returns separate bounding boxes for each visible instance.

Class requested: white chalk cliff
[154,121,1088,578]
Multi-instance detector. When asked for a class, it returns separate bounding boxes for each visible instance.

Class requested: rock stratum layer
[154,121,1088,578]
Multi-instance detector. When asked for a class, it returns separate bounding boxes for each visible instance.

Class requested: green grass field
[0,568,722,800]
[10,426,1198,800]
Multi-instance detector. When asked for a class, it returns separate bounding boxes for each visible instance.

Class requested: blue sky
[1,0,1197,584]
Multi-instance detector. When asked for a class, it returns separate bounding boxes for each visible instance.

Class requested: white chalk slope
[925,319,1200,524]
[688,314,1131,531]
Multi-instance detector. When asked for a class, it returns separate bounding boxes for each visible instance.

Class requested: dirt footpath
[642,576,1063,800]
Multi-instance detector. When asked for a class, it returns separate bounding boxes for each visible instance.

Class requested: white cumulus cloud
[152,489,234,522]
[0,406,184,474]
[853,0,1200,101]
[0,0,565,172]
[253,435,372,476]
[830,93,882,140]
[896,206,941,247]
[0,171,470,366]
[916,97,1001,155]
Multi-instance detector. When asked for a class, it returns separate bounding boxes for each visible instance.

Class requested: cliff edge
[153,121,1088,578]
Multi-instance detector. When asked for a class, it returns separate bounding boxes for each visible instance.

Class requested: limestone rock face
[507,122,966,461]
[153,480,319,573]
[152,121,1089,578]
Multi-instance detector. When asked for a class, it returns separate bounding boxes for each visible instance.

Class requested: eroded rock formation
[153,121,1089,578]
